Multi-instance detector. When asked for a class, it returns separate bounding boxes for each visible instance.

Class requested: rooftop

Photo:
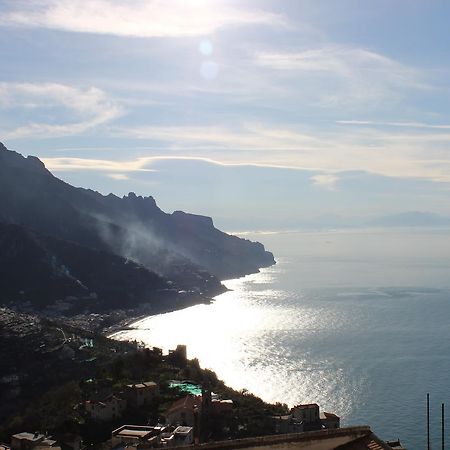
[126,381,157,389]
[320,412,340,420]
[112,425,157,440]
[292,403,319,410]
[39,439,57,447]
[166,395,202,415]
[385,439,406,450]
[271,415,293,421]
[12,433,44,442]
[174,427,193,436]
[116,430,149,438]
[169,426,389,450]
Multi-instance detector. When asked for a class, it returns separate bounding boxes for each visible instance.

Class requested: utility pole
[442,403,445,450]
[428,393,430,450]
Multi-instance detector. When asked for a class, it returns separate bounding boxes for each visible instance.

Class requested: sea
[112,228,450,450]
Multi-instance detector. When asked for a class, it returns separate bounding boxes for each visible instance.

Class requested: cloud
[42,154,280,172]
[107,173,129,180]
[254,45,425,107]
[116,124,325,152]
[255,46,400,73]
[311,174,339,191]
[41,156,153,172]
[0,82,123,138]
[0,0,284,38]
[337,120,450,130]
[41,123,450,183]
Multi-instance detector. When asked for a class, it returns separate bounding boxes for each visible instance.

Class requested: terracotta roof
[335,432,393,450]
[165,395,202,416]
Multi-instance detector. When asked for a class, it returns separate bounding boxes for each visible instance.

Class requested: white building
[11,433,58,450]
[111,425,164,448]
[160,426,194,448]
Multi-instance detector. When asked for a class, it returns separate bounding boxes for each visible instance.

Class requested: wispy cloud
[116,124,325,151]
[254,45,426,107]
[0,0,285,38]
[311,174,339,191]
[40,122,450,183]
[255,46,402,72]
[42,154,295,172]
[41,156,152,172]
[0,82,123,138]
[107,173,130,180]
[337,120,450,130]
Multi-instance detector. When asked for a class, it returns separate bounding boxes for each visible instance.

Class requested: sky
[1,0,450,230]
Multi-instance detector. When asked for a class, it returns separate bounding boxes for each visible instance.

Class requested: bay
[112,229,450,450]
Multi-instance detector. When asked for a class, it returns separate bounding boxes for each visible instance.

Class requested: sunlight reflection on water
[112,229,450,450]
[112,261,362,421]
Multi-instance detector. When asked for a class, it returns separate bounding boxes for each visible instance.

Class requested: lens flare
[200,61,219,80]
[199,39,213,56]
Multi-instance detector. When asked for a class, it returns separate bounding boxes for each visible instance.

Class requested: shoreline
[53,262,275,337]
[103,293,216,336]
[103,263,276,336]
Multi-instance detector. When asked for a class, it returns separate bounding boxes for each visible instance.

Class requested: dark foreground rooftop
[176,426,394,450]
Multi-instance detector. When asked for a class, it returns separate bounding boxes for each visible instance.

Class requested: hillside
[0,222,218,314]
[0,143,274,282]
[0,308,288,443]
[0,307,135,424]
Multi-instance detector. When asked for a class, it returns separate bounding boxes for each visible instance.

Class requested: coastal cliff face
[0,142,274,313]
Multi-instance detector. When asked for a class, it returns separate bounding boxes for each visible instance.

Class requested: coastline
[50,265,272,336]
[58,289,223,336]
[103,265,279,407]
[102,260,276,336]
[103,291,219,336]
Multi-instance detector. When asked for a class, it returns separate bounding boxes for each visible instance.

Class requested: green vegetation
[0,331,289,445]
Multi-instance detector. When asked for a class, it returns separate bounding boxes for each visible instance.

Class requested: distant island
[0,142,275,328]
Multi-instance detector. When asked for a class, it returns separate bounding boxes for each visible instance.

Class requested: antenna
[442,402,445,450]
[428,393,430,450]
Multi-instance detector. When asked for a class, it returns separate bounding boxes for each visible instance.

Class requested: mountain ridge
[0,142,274,314]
